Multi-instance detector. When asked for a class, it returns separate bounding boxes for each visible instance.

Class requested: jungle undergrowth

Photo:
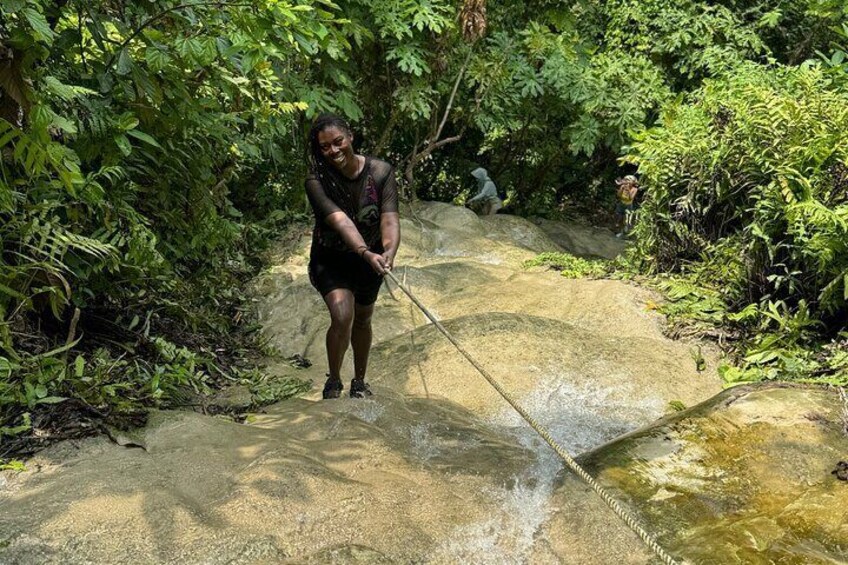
[0,214,312,462]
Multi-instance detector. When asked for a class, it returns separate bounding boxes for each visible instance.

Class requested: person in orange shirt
[615,175,639,238]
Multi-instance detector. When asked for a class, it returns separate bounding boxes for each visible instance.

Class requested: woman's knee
[353,304,374,330]
[330,307,354,332]
[325,291,354,331]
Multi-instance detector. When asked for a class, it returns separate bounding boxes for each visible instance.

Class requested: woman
[305,114,400,399]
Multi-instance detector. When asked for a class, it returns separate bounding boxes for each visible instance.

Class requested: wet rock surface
[0,202,838,564]
[579,383,848,565]
[529,216,626,260]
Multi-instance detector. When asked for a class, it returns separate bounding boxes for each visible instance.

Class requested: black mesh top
[305,156,399,254]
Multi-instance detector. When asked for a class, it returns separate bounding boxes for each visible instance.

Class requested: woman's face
[317,126,355,171]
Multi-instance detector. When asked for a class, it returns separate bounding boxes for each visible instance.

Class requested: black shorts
[308,248,383,305]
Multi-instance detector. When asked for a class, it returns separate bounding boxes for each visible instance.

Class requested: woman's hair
[308,113,357,212]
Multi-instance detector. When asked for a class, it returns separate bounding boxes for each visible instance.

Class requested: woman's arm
[376,161,400,271]
[306,175,370,253]
[323,211,369,252]
[380,212,400,270]
[324,211,389,274]
[305,169,393,273]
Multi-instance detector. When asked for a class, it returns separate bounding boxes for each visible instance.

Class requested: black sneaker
[322,375,343,399]
[349,378,372,398]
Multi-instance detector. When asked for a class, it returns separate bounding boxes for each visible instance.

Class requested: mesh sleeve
[372,160,399,214]
[305,174,343,221]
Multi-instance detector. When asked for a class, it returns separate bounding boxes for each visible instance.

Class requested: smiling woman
[305,114,401,399]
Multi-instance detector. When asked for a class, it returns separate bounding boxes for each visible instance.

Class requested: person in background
[615,174,639,238]
[467,167,503,215]
[305,114,400,399]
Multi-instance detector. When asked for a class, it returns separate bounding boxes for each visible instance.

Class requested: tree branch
[434,50,472,142]
[374,107,398,157]
[411,135,462,166]
[402,49,473,192]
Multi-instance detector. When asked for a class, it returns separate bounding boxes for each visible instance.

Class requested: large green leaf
[116,48,134,75]
[0,0,27,12]
[114,134,132,156]
[145,47,173,72]
[126,129,163,149]
[24,7,55,44]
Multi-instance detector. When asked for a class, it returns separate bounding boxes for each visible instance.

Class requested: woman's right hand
[363,251,388,275]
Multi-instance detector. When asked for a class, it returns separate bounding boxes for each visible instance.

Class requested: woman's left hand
[381,251,395,272]
[364,251,389,275]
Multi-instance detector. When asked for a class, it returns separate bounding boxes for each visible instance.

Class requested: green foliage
[250,375,312,406]
[821,20,848,87]
[717,301,847,384]
[524,252,609,278]
[419,0,787,212]
[632,198,848,386]
[667,400,687,412]
[719,338,848,386]
[729,0,848,65]
[644,273,848,386]
[600,0,767,83]
[0,0,344,449]
[470,26,671,157]
[0,459,26,472]
[627,62,848,321]
[653,278,728,328]
[317,0,455,125]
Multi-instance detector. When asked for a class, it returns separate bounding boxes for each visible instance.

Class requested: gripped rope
[384,269,680,565]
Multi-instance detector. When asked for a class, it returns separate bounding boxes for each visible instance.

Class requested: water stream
[414,368,667,563]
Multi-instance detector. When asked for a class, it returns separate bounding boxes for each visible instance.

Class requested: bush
[627,62,848,324]
[625,61,848,384]
[524,252,609,278]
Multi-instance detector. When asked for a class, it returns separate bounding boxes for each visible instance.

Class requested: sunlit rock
[577,384,848,564]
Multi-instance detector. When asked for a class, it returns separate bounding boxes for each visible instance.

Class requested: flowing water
[426,372,666,564]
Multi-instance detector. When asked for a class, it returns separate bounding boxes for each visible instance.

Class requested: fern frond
[789,200,848,232]
[41,76,97,102]
[18,218,118,268]
[0,120,22,149]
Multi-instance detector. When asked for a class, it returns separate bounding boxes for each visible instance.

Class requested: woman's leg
[322,288,355,381]
[351,302,375,381]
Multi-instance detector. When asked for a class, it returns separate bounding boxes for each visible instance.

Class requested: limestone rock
[579,383,848,564]
[209,384,254,412]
